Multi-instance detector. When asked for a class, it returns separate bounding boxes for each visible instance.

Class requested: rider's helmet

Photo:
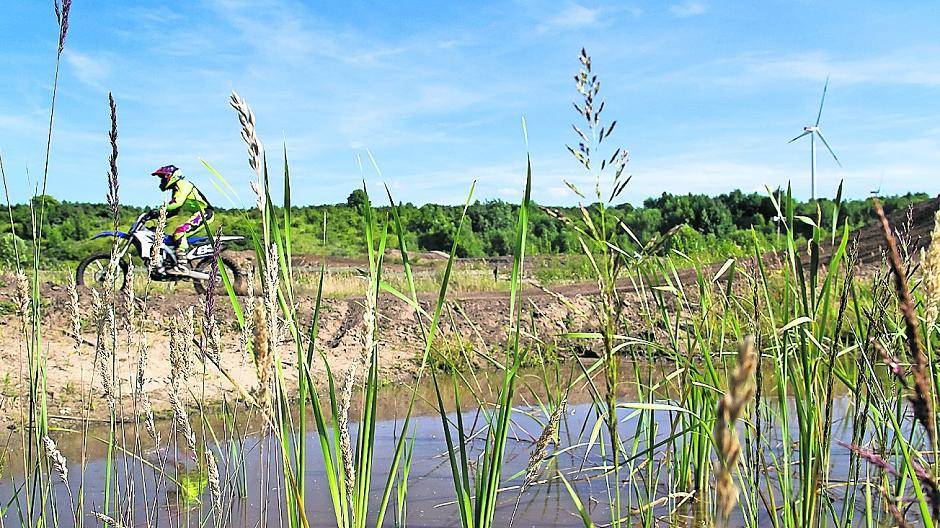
[151,165,183,191]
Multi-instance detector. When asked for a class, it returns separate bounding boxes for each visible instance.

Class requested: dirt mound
[850,196,939,264]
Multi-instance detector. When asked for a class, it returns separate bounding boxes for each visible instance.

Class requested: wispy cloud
[538,4,602,32]
[653,47,940,89]
[747,50,940,86]
[670,1,707,18]
[64,50,111,91]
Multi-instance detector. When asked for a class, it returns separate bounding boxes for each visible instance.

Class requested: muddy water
[0,363,862,527]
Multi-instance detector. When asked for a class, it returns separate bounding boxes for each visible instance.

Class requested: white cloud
[64,50,110,90]
[670,1,707,18]
[538,4,602,32]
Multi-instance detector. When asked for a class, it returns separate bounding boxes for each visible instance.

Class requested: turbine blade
[815,130,841,167]
[815,76,829,126]
[788,130,811,143]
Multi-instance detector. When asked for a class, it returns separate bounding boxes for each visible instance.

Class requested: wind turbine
[789,77,842,200]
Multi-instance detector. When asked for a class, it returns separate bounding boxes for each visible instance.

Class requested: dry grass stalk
[67,272,81,351]
[251,304,271,406]
[205,448,223,521]
[168,314,197,455]
[121,260,135,327]
[169,387,196,456]
[923,207,940,326]
[169,308,194,381]
[229,91,262,177]
[339,361,359,506]
[229,91,265,213]
[41,435,71,494]
[96,307,116,411]
[875,200,937,451]
[134,342,159,444]
[90,512,126,528]
[147,201,168,278]
[263,243,280,347]
[91,289,103,323]
[241,264,256,357]
[523,398,567,489]
[201,233,224,364]
[507,398,568,527]
[714,336,757,526]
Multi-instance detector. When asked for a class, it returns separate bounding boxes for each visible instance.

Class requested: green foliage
[346,189,368,209]
[0,233,26,267]
[4,190,931,268]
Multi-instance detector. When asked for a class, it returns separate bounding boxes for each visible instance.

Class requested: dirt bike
[76,209,245,294]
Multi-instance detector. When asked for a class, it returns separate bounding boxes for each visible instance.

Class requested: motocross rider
[149,165,214,273]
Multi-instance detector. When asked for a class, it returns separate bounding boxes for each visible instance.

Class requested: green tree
[346,189,368,209]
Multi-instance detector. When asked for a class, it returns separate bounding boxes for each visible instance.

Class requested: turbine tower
[789,77,841,200]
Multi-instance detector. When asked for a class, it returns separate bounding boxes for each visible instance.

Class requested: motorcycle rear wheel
[192,255,245,296]
[76,253,128,291]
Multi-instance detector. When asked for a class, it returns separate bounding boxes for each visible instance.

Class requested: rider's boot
[168,245,190,275]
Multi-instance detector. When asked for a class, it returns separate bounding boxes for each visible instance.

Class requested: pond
[0,361,872,527]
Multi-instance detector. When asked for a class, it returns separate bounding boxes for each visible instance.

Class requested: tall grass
[7,9,940,528]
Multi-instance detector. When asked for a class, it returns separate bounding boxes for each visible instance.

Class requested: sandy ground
[0,279,604,427]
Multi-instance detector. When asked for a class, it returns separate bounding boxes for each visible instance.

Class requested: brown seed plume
[714,336,757,526]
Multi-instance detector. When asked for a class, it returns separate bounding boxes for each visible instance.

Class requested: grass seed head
[339,361,359,504]
[42,435,69,486]
[90,512,126,528]
[134,342,159,444]
[523,397,567,490]
[106,92,120,226]
[56,0,71,54]
[229,91,264,195]
[251,304,271,406]
[241,264,256,357]
[147,201,168,278]
[205,448,223,520]
[67,271,81,351]
[714,336,757,526]
[170,387,196,456]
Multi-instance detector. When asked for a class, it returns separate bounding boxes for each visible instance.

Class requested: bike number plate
[192,245,214,257]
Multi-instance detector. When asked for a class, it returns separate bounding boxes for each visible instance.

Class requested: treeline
[0,190,930,267]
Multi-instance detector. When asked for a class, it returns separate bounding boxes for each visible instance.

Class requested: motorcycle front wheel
[76,253,129,291]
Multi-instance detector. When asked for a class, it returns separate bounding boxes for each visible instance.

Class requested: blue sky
[1,1,939,207]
